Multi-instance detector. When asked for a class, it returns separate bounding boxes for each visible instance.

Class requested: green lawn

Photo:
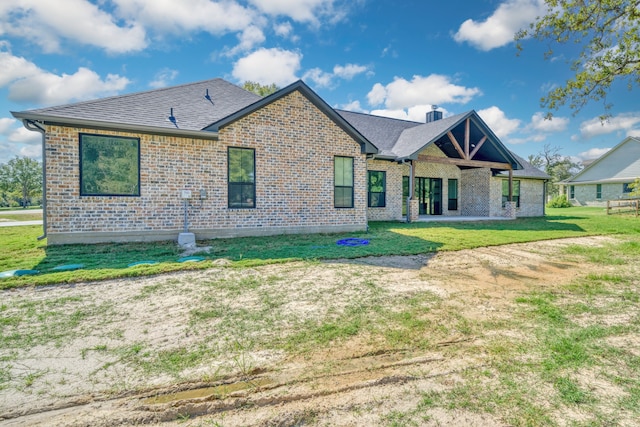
[0,207,638,289]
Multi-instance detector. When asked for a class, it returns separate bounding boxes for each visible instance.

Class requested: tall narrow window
[402,176,409,215]
[448,179,458,210]
[79,133,140,196]
[228,147,255,208]
[368,171,386,207]
[596,184,602,199]
[502,180,520,208]
[570,185,575,199]
[334,156,354,208]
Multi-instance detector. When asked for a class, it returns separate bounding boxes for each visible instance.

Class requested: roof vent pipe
[426,106,442,123]
[205,88,212,103]
[168,108,178,128]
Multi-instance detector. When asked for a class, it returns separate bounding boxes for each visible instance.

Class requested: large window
[448,179,458,210]
[502,179,520,208]
[334,156,354,208]
[228,147,255,208]
[596,184,602,199]
[80,133,140,196]
[368,171,386,207]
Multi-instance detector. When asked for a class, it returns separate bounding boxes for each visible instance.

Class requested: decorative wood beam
[464,118,470,159]
[417,154,512,171]
[447,131,467,159]
[469,136,487,160]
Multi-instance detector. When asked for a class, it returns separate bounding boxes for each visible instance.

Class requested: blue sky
[1,0,639,165]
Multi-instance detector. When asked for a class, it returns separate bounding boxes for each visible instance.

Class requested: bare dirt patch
[0,235,636,426]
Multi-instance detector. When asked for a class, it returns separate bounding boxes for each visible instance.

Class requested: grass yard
[1,206,639,289]
[1,229,639,425]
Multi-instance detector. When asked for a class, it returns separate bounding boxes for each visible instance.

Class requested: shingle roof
[12,78,261,131]
[498,153,550,180]
[336,110,421,156]
[391,112,469,158]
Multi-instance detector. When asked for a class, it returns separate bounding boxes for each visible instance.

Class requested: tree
[242,81,279,97]
[516,0,640,117]
[1,157,42,208]
[532,144,581,198]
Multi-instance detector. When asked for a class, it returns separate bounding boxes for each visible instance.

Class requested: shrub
[547,195,572,208]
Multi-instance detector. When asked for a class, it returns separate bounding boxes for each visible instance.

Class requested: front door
[415,177,442,215]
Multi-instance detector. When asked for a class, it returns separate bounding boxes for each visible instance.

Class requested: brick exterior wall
[44,90,368,244]
[568,183,633,206]
[461,168,491,216]
[489,177,546,217]
[366,159,406,221]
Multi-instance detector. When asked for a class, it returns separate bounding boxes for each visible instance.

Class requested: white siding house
[563,137,640,206]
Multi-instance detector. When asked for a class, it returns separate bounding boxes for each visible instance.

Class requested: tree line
[0,157,42,208]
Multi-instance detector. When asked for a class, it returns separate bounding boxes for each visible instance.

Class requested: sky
[1,0,639,166]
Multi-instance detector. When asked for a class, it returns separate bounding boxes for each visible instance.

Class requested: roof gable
[567,137,640,183]
[204,80,377,154]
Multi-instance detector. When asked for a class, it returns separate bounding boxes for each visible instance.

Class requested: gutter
[22,120,47,240]
[11,113,219,140]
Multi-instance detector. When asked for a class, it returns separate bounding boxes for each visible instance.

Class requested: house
[11,78,547,245]
[563,136,640,206]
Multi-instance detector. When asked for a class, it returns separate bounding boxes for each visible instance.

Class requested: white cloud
[477,106,521,138]
[337,100,367,113]
[370,105,450,123]
[149,68,179,89]
[303,68,333,88]
[577,147,611,161]
[0,117,42,163]
[454,0,546,51]
[0,118,16,134]
[333,64,367,80]
[274,21,294,37]
[367,75,481,109]
[232,48,301,87]
[530,112,569,132]
[576,112,640,139]
[0,0,147,53]
[0,50,41,87]
[303,63,369,88]
[113,0,254,35]
[223,25,266,56]
[0,50,131,105]
[248,0,342,24]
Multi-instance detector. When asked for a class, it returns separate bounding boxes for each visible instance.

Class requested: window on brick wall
[228,147,255,208]
[334,156,354,208]
[596,184,602,199]
[79,133,140,196]
[502,179,520,208]
[368,171,386,207]
[448,179,458,210]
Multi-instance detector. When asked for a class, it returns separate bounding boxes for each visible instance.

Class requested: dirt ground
[0,235,633,426]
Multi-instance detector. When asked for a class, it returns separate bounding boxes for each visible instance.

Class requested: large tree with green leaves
[0,157,42,208]
[242,81,279,97]
[517,0,640,117]
[528,144,581,198]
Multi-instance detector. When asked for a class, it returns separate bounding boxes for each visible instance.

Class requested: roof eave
[11,111,219,140]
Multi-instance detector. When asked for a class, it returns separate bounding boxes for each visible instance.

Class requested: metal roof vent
[426,105,442,123]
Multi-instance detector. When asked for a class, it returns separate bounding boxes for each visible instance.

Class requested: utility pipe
[23,120,46,240]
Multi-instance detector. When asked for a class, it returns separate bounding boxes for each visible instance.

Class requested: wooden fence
[607,199,640,216]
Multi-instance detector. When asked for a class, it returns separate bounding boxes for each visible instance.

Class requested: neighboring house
[563,137,640,206]
[11,79,547,245]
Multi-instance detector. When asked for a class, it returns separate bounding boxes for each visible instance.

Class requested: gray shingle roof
[497,153,550,180]
[336,110,420,156]
[13,78,261,131]
[391,112,468,158]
